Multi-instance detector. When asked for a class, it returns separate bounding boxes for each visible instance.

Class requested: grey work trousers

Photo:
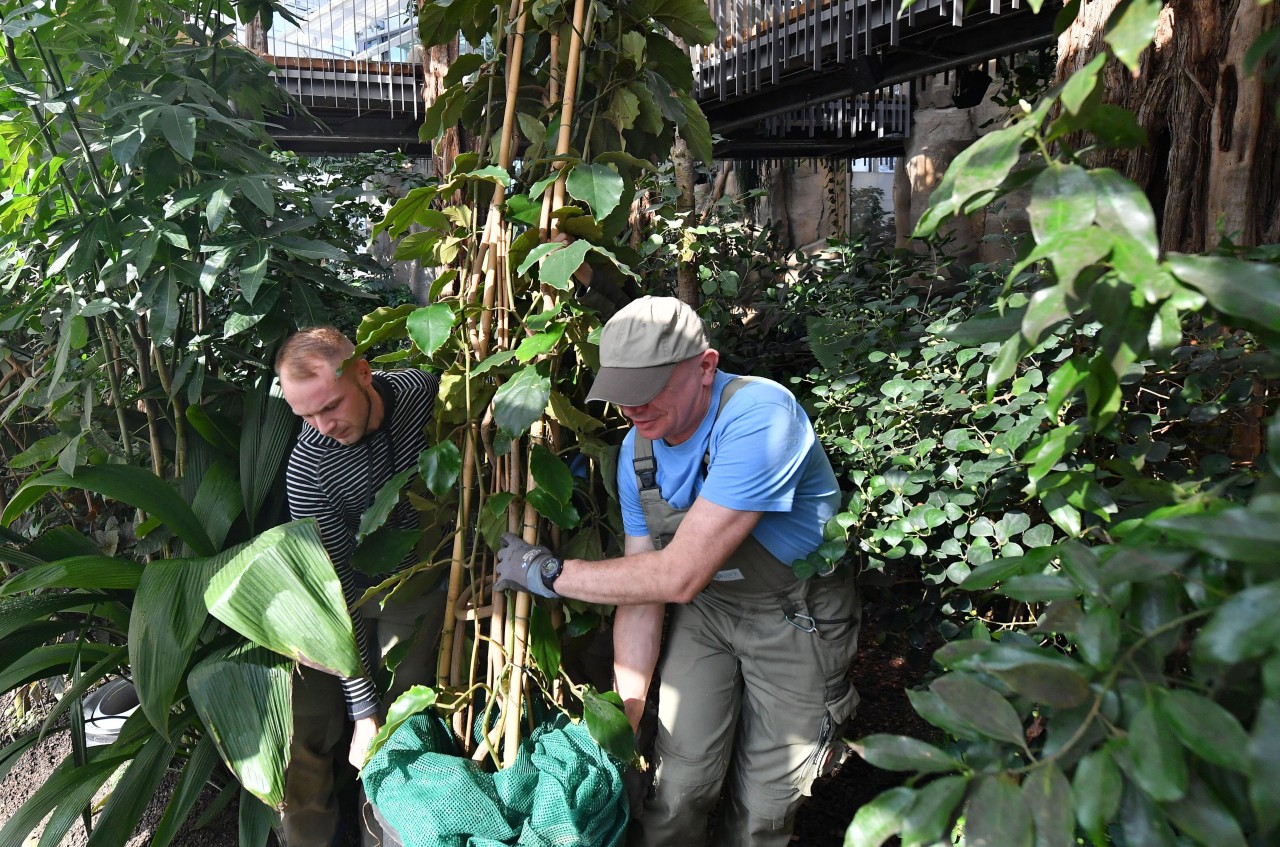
[633,573,860,847]
[280,583,446,847]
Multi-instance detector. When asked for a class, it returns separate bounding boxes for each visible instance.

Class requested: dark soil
[2,628,932,846]
[792,630,936,846]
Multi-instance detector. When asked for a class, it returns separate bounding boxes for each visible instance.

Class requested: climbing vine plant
[356,0,717,766]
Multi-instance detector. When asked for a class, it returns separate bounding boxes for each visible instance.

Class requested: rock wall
[899,73,1032,268]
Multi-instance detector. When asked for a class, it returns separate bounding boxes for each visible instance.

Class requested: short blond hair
[275,327,356,379]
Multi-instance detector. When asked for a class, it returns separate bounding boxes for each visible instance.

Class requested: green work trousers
[633,573,860,847]
[280,583,447,847]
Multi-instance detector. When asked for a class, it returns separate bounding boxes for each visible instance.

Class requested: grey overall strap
[632,376,762,551]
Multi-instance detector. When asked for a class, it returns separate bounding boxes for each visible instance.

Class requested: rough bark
[1056,0,1279,252]
[672,134,700,306]
[415,10,466,179]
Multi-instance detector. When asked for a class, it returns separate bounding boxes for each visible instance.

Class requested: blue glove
[494,532,562,599]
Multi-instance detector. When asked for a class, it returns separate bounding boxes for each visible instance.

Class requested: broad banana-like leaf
[239,789,276,847]
[0,555,144,596]
[85,729,178,847]
[130,548,240,738]
[0,592,107,642]
[190,458,245,552]
[150,734,220,847]
[240,378,297,533]
[0,642,119,693]
[24,525,102,559]
[1,466,215,556]
[204,520,361,678]
[189,643,292,808]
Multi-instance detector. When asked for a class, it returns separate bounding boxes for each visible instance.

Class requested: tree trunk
[415,10,466,179]
[672,133,700,306]
[1056,0,1279,252]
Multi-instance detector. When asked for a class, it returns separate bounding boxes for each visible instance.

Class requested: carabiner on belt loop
[785,611,817,633]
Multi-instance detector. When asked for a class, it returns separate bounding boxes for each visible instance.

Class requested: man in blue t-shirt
[496,296,861,847]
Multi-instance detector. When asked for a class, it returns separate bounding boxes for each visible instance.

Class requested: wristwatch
[539,553,564,589]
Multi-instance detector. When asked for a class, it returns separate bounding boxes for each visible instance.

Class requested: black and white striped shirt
[284,369,439,720]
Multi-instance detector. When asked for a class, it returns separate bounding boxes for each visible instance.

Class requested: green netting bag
[363,710,629,846]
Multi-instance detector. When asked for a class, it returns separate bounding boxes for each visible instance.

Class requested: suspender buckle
[634,456,658,490]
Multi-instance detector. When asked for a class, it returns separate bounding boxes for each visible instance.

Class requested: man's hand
[349,715,380,770]
[494,532,561,598]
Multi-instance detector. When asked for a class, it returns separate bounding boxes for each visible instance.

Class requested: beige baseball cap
[587,296,710,406]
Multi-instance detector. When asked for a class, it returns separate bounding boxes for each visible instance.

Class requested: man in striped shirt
[275,327,445,847]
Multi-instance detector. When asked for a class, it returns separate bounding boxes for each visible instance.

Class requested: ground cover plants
[833,1,1280,844]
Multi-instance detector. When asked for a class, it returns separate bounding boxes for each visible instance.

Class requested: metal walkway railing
[240,0,428,152]
[243,0,1053,157]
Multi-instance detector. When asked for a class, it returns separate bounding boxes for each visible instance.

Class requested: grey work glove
[494,532,561,599]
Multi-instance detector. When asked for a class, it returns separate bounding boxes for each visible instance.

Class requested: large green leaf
[566,164,625,221]
[239,789,276,847]
[406,303,456,358]
[1167,253,1280,335]
[901,774,968,847]
[240,376,297,533]
[643,0,718,44]
[149,734,221,847]
[528,603,562,682]
[1248,699,1280,834]
[915,116,1037,237]
[955,643,1092,708]
[844,786,915,847]
[1104,0,1162,72]
[493,365,551,438]
[1,466,214,556]
[1022,764,1074,847]
[966,774,1033,847]
[1073,746,1122,843]
[356,467,416,544]
[1091,168,1157,260]
[851,734,960,773]
[0,555,143,595]
[418,441,462,498]
[1194,580,1280,663]
[529,444,574,504]
[582,687,637,764]
[366,685,437,766]
[86,730,178,847]
[0,642,119,692]
[190,458,244,553]
[1126,703,1187,802]
[0,591,108,642]
[929,673,1027,747]
[189,643,293,808]
[204,520,361,678]
[1028,163,1096,243]
[1162,775,1247,847]
[1159,689,1249,772]
[0,748,125,847]
[130,550,233,737]
[539,239,592,291]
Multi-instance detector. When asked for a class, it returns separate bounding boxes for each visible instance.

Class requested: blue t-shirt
[617,371,841,567]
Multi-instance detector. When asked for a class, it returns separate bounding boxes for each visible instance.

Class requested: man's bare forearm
[613,602,664,731]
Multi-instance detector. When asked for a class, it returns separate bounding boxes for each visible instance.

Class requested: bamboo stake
[438,423,477,686]
[552,0,590,211]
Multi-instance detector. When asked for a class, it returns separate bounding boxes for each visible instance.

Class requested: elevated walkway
[251,0,1056,159]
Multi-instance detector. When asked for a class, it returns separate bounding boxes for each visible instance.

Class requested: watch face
[540,557,560,579]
